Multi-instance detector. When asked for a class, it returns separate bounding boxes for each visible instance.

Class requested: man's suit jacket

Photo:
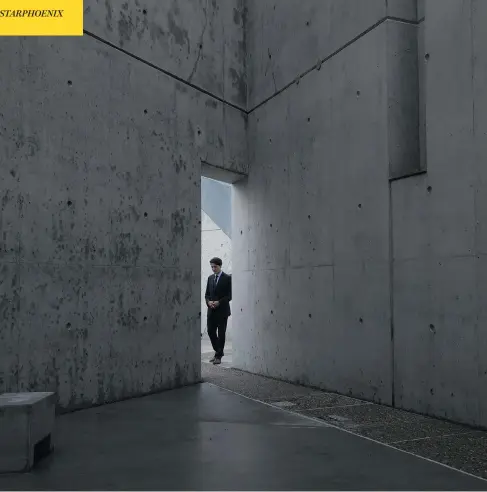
[205,272,232,318]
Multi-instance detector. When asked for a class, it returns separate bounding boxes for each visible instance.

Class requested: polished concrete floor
[0,382,485,490]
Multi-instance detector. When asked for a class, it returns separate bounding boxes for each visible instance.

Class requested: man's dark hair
[210,257,222,266]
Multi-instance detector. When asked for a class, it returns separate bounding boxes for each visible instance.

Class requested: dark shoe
[209,355,217,363]
[213,357,221,365]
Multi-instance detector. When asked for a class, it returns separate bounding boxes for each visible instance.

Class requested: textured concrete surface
[202,364,487,481]
[84,0,248,109]
[391,0,487,428]
[246,0,419,109]
[0,383,485,491]
[1,0,486,437]
[0,0,247,410]
[232,0,487,430]
[234,18,397,405]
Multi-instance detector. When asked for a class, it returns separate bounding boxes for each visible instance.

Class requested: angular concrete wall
[392,0,487,427]
[233,0,487,428]
[0,0,247,410]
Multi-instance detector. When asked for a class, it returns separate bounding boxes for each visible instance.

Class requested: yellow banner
[0,0,83,36]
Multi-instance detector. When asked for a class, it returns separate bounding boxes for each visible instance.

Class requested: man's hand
[213,300,220,307]
[208,301,216,308]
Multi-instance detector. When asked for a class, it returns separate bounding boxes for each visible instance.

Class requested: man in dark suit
[205,257,232,365]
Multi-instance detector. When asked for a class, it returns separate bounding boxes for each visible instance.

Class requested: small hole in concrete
[143,9,147,14]
[66,322,71,328]
[270,223,273,227]
[359,317,363,323]
[358,203,362,209]
[425,53,430,60]
[429,323,436,332]
[430,388,434,395]
[306,21,310,26]
[144,212,148,217]
[240,230,243,234]
[356,90,360,96]
[271,310,273,314]
[308,215,311,219]
[67,200,72,206]
[427,185,432,193]
[197,129,201,135]
[67,80,72,86]
[144,316,147,321]
[199,43,203,49]
[307,117,310,122]
[144,109,148,114]
[309,314,312,318]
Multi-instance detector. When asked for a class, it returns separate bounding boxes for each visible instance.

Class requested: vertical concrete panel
[232,269,255,369]
[472,0,487,425]
[84,0,247,108]
[386,0,419,20]
[423,0,475,258]
[386,20,421,179]
[392,0,480,426]
[475,256,487,425]
[473,0,487,255]
[249,267,290,376]
[287,266,334,388]
[288,73,334,268]
[221,0,248,108]
[333,261,392,403]
[0,263,20,393]
[394,257,480,425]
[0,20,248,407]
[392,175,431,261]
[330,25,389,264]
[235,20,394,405]
[223,106,248,175]
[247,0,388,108]
[232,181,250,273]
[247,93,290,271]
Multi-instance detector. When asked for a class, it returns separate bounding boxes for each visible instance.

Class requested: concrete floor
[0,381,486,490]
[0,339,484,490]
[0,383,487,490]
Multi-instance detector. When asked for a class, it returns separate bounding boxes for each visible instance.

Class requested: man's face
[210,263,221,274]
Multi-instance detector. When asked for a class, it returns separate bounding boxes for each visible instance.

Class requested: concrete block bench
[0,392,56,473]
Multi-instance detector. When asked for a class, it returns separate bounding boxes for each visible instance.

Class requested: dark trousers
[207,314,228,357]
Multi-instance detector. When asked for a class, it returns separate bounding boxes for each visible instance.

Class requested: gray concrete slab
[0,383,485,491]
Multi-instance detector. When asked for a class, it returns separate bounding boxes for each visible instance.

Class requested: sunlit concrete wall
[233,0,487,429]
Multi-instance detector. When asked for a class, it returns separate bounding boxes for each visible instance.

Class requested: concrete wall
[1,0,484,429]
[0,0,247,410]
[232,0,487,428]
[392,0,487,427]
